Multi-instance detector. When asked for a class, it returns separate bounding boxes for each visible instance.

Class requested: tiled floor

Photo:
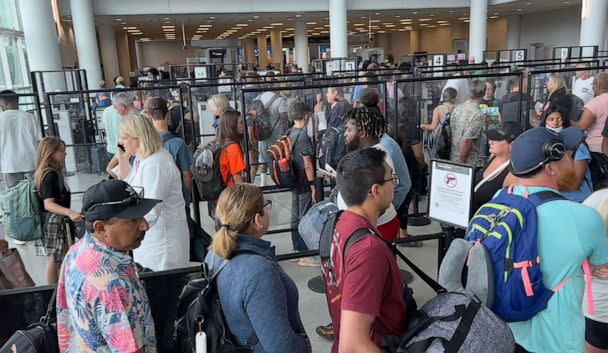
[2,172,442,353]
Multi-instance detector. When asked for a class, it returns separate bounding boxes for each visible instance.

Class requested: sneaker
[298,256,321,267]
[316,323,334,340]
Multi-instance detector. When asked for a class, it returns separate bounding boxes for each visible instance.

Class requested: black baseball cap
[484,121,524,142]
[82,180,161,222]
[510,127,583,176]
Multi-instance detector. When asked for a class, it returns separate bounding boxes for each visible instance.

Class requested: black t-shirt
[472,158,508,214]
[39,169,70,209]
[289,127,314,194]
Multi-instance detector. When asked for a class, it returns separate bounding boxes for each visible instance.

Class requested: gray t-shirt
[289,127,314,194]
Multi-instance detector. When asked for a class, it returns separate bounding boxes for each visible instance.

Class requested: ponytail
[210,225,239,259]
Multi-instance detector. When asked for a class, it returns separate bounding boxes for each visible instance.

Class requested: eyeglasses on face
[262,199,272,210]
[382,174,400,186]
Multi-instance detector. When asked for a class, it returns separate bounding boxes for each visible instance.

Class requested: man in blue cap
[507,127,608,353]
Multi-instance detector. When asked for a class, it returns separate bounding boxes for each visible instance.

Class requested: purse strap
[41,285,58,326]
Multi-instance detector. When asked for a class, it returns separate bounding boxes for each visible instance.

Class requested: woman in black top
[33,136,83,284]
[472,122,523,214]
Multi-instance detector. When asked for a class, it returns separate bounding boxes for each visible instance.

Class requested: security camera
[369,36,375,42]
[183,44,188,50]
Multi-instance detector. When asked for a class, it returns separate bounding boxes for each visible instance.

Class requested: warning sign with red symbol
[429,160,474,229]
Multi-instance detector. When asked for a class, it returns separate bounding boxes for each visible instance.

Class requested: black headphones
[511,139,567,177]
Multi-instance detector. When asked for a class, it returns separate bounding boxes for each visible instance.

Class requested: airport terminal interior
[2,0,608,352]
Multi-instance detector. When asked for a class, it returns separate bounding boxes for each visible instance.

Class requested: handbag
[0,248,35,290]
[0,286,59,353]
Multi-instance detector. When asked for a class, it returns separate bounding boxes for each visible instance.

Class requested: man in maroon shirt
[321,147,406,353]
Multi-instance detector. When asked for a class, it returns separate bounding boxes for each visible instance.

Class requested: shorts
[586,317,608,349]
[35,213,69,263]
[258,140,270,164]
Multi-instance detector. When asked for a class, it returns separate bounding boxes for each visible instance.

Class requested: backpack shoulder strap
[527,190,565,207]
[343,228,375,258]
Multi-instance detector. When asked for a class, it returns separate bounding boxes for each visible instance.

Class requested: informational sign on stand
[194,66,207,79]
[428,160,475,229]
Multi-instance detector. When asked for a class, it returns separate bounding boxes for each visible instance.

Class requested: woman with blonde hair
[538,73,571,118]
[208,94,230,135]
[205,184,310,353]
[34,136,83,284]
[582,191,608,353]
[118,114,189,271]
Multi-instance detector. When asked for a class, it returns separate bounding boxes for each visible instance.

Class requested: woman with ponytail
[205,184,310,353]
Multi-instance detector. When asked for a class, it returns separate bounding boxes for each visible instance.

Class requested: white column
[295,20,309,72]
[468,0,488,63]
[257,35,269,69]
[17,0,64,91]
[506,15,521,50]
[70,0,102,88]
[135,41,144,68]
[98,24,120,85]
[329,0,348,58]
[580,0,608,50]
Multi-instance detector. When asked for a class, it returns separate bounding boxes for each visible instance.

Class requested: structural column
[17,0,64,91]
[506,15,521,50]
[579,0,608,50]
[329,0,348,58]
[409,29,420,53]
[98,24,120,84]
[134,41,144,69]
[242,38,257,64]
[468,0,488,63]
[70,0,102,88]
[294,20,309,72]
[257,35,269,69]
[270,30,284,71]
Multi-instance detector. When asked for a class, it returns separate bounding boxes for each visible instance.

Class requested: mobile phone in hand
[117,143,126,152]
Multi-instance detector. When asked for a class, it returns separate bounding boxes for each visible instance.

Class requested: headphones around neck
[512,139,567,177]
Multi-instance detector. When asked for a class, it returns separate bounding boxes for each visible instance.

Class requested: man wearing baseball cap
[56,180,160,353]
[506,127,608,353]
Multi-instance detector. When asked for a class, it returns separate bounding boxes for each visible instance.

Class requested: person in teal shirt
[507,127,608,353]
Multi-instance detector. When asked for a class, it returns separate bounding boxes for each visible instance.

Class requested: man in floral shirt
[56,180,160,353]
[449,79,486,168]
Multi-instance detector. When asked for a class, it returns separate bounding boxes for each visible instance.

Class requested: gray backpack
[298,198,338,251]
[383,292,514,353]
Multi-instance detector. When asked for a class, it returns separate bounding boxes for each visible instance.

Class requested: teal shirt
[507,186,608,352]
[103,106,122,154]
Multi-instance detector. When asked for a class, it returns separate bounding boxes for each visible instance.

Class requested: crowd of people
[1,61,608,353]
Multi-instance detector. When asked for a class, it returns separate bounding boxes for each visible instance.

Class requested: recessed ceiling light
[312,32,320,35]
[464,19,470,22]
[271,23,283,26]
[400,18,412,21]
[490,16,498,19]
[353,23,365,26]
[430,14,435,17]
[263,26,274,29]
[295,14,301,17]
[449,10,454,13]
[375,12,380,15]
[437,20,448,23]
[209,16,215,19]
[163,17,170,20]
[126,26,137,29]
[419,23,428,26]
[122,26,128,29]
[306,21,317,25]
[207,20,213,23]
[494,12,499,15]
[254,15,259,18]
[517,8,522,11]
[413,11,418,14]
[419,18,432,21]
[439,23,450,26]
[378,30,386,33]
[162,25,175,28]
[361,16,366,19]
[458,17,468,20]
[115,18,122,21]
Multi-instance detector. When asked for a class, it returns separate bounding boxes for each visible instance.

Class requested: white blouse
[124,149,189,271]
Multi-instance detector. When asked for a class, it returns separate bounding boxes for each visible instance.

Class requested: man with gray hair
[572,63,595,104]
[449,79,486,167]
[102,91,138,161]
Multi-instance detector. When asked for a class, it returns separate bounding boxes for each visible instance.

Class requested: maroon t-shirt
[322,211,406,353]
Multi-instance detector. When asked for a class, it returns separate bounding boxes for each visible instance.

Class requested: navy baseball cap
[82,180,160,222]
[509,127,583,176]
[484,122,524,142]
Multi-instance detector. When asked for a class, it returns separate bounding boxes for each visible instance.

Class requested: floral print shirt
[449,101,485,168]
[56,232,157,353]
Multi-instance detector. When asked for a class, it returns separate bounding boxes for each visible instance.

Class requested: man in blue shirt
[507,127,608,353]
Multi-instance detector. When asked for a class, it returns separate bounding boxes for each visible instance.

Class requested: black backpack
[0,288,59,353]
[589,150,608,191]
[193,142,234,201]
[174,256,259,353]
[568,94,585,122]
[319,126,349,170]
[266,130,301,189]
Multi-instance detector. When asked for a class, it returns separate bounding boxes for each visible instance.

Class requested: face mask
[546,126,563,133]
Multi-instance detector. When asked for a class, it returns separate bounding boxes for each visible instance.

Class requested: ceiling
[61,0,581,42]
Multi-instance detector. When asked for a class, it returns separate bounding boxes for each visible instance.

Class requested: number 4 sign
[433,55,444,67]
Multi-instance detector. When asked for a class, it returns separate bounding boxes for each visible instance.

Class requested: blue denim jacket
[204,235,308,353]
[380,133,411,209]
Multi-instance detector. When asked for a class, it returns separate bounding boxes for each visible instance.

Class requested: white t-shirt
[124,149,189,271]
[442,77,469,105]
[0,109,39,173]
[572,76,595,104]
[337,144,397,226]
[582,190,608,323]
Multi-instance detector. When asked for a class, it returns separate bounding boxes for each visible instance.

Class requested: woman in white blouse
[118,114,189,271]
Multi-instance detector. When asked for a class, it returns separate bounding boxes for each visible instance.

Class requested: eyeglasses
[262,199,272,210]
[87,186,144,211]
[383,174,400,186]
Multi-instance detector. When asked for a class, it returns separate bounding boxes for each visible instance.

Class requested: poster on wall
[428,160,474,229]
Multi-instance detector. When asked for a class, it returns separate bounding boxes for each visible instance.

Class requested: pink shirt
[584,93,608,150]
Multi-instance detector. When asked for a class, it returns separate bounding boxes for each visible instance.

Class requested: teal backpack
[0,175,44,241]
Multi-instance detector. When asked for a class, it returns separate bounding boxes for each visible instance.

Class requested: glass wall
[0,0,31,92]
